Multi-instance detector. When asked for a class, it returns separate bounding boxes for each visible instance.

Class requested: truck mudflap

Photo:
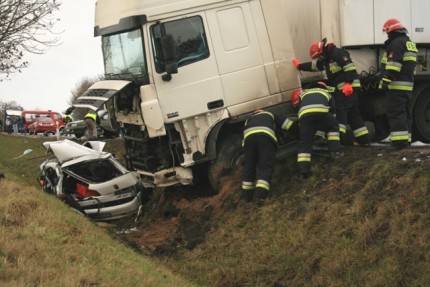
[138,166,193,188]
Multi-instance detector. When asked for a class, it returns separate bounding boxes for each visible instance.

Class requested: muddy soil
[103,138,430,256]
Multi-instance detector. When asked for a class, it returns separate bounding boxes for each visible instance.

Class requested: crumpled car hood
[43,139,107,164]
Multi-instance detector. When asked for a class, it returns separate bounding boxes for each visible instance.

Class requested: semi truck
[74,0,430,190]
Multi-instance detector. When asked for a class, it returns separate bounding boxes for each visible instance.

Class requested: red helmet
[382,18,405,33]
[309,41,325,59]
[291,89,303,107]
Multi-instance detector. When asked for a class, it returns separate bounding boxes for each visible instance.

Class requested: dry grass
[0,134,195,287]
[163,148,430,287]
[0,178,195,287]
[3,134,430,286]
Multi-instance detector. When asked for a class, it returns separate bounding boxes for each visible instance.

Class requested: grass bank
[3,133,430,286]
[0,134,194,287]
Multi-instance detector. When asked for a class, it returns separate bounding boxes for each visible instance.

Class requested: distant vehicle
[4,109,22,134]
[37,139,144,221]
[22,110,64,133]
[62,109,119,139]
[28,117,57,136]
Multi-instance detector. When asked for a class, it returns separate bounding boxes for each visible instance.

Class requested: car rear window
[65,158,124,183]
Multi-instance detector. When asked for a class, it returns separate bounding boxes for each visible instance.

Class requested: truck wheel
[208,134,244,192]
[413,87,430,142]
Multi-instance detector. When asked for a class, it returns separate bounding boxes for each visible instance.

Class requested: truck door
[148,13,224,122]
[205,3,269,106]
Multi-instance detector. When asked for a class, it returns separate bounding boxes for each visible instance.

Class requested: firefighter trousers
[335,90,370,145]
[298,113,341,175]
[241,135,277,191]
[386,90,412,145]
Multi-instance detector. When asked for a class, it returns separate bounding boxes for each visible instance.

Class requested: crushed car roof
[42,139,108,164]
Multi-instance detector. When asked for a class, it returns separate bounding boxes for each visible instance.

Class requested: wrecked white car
[37,139,144,221]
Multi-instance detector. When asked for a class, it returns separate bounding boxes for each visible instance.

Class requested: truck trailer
[74,0,430,190]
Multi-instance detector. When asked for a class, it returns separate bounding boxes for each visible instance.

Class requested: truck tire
[413,86,430,142]
[208,134,244,192]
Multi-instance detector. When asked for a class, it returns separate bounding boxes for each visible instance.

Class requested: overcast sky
[0,0,104,113]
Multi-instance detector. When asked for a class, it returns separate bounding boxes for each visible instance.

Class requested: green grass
[0,134,195,287]
[161,149,430,286]
[0,134,52,187]
[2,134,430,286]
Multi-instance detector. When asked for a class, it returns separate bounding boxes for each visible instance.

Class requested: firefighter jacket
[298,44,361,92]
[64,114,73,123]
[243,111,277,145]
[243,110,293,145]
[297,88,336,119]
[380,32,417,91]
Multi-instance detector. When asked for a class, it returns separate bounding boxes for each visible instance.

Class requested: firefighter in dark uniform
[289,83,343,179]
[241,109,294,204]
[292,38,370,146]
[63,106,74,124]
[379,18,417,150]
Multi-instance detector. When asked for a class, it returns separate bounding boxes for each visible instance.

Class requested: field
[1,133,430,286]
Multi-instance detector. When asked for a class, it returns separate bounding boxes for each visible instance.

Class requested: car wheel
[59,194,87,217]
[39,167,58,195]
[70,207,87,217]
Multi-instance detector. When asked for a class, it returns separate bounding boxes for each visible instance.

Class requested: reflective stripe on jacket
[380,34,417,91]
[298,88,334,119]
[299,45,361,91]
[243,111,277,144]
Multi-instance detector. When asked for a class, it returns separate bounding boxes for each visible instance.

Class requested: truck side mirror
[160,34,178,80]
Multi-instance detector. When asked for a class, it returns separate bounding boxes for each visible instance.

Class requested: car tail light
[76,182,100,199]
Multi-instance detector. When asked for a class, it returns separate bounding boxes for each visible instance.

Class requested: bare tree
[0,0,61,80]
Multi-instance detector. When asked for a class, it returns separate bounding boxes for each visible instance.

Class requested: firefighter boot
[240,189,254,203]
[387,141,410,152]
[255,187,268,206]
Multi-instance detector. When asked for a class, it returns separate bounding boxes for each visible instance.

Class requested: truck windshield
[102,29,146,76]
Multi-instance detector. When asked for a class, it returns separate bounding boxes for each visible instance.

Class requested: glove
[379,78,391,90]
[292,57,300,70]
[342,83,353,96]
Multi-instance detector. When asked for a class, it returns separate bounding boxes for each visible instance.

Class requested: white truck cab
[74,0,302,190]
[75,0,430,190]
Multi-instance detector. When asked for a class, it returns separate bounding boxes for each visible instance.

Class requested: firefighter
[63,106,74,124]
[379,18,417,150]
[241,109,294,205]
[292,38,370,146]
[63,114,73,125]
[289,83,343,179]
